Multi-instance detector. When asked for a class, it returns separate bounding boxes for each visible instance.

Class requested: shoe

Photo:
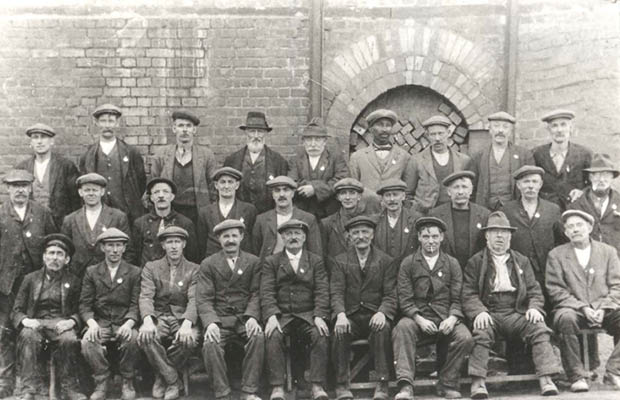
[0,387,12,399]
[538,376,558,396]
[90,380,108,400]
[470,378,488,399]
[244,393,262,400]
[335,384,353,400]
[394,384,414,400]
[20,393,35,400]
[373,381,389,400]
[312,384,328,400]
[437,383,461,399]
[603,372,620,389]
[270,386,285,400]
[164,382,179,400]
[569,378,589,392]
[121,378,136,400]
[152,375,166,399]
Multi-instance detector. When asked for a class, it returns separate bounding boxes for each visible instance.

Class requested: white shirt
[574,245,592,269]
[308,155,321,170]
[387,215,399,229]
[108,264,120,281]
[13,204,27,221]
[34,158,51,183]
[432,150,451,166]
[249,151,260,164]
[491,253,516,292]
[85,206,102,230]
[226,257,237,271]
[424,254,439,271]
[358,254,368,270]
[219,202,234,218]
[285,249,302,273]
[99,138,117,156]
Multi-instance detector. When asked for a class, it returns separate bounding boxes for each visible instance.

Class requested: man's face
[370,118,393,145]
[246,128,267,153]
[43,245,69,272]
[173,118,196,146]
[516,174,543,200]
[547,118,572,145]
[427,125,450,153]
[272,185,294,208]
[215,175,240,199]
[302,136,327,158]
[564,216,593,244]
[30,133,54,155]
[447,178,473,207]
[337,189,361,211]
[489,120,513,146]
[281,228,306,253]
[100,240,126,264]
[589,171,614,196]
[382,190,405,213]
[78,183,105,207]
[7,182,31,206]
[485,229,511,255]
[349,225,374,250]
[94,114,120,139]
[150,182,175,210]
[162,236,186,262]
[418,226,443,257]
[218,228,243,255]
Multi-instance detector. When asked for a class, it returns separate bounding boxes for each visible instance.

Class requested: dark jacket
[197,200,257,259]
[372,207,422,265]
[568,188,620,255]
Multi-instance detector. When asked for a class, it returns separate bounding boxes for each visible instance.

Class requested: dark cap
[76,173,107,188]
[26,123,56,138]
[213,219,246,236]
[172,110,200,126]
[212,167,243,182]
[481,211,517,231]
[366,109,398,127]
[239,111,272,132]
[96,228,130,244]
[345,215,376,231]
[157,226,189,241]
[376,179,407,195]
[266,176,297,190]
[541,109,575,123]
[422,115,452,128]
[487,111,516,124]
[513,165,545,180]
[301,117,329,138]
[414,216,447,232]
[93,103,122,118]
[147,177,177,195]
[3,169,34,184]
[561,210,595,225]
[44,233,75,257]
[583,153,619,178]
[334,178,364,193]
[442,170,476,187]
[277,218,309,234]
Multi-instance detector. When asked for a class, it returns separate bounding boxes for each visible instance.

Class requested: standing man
[138,226,200,400]
[533,109,592,210]
[79,228,141,400]
[0,169,57,397]
[471,112,534,210]
[392,217,473,400]
[16,123,80,228]
[410,115,472,214]
[429,171,490,268]
[198,220,264,400]
[149,110,219,223]
[224,111,289,214]
[288,118,349,219]
[329,216,397,400]
[79,103,146,224]
[261,219,330,400]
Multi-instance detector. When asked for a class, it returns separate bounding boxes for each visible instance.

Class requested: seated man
[261,219,330,400]
[329,216,397,400]
[12,234,85,400]
[138,226,200,400]
[393,217,473,400]
[79,228,142,400]
[462,211,561,398]
[199,219,264,400]
[546,210,620,392]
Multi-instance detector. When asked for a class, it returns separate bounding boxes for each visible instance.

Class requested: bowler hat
[172,110,200,126]
[414,216,447,232]
[26,123,56,138]
[213,219,246,236]
[366,109,398,127]
[301,117,329,138]
[157,226,189,241]
[44,233,75,257]
[513,165,545,181]
[442,171,476,187]
[277,219,309,234]
[212,167,243,182]
[583,153,619,178]
[147,177,177,195]
[481,211,517,231]
[422,115,452,128]
[334,178,364,193]
[76,173,107,188]
[345,215,376,231]
[239,111,272,132]
[266,176,298,190]
[93,104,122,118]
[487,111,516,124]
[96,228,130,244]
[561,210,595,225]
[3,169,34,184]
[376,179,407,195]
[541,109,575,123]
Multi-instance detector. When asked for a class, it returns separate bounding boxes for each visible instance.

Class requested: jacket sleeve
[251,217,263,257]
[545,250,588,311]
[401,154,417,199]
[67,277,82,329]
[312,152,350,203]
[240,205,257,255]
[243,258,262,322]
[288,158,301,183]
[461,256,488,321]
[260,257,281,323]
[11,275,31,328]
[591,248,620,311]
[378,256,398,320]
[184,220,200,264]
[348,153,360,181]
[123,269,141,323]
[44,208,58,234]
[138,264,157,320]
[196,262,220,328]
[182,266,199,324]
[204,148,220,203]
[329,257,346,317]
[131,147,147,195]
[306,216,323,258]
[79,269,97,323]
[131,223,144,267]
[448,258,464,319]
[520,256,545,313]
[313,257,330,320]
[397,258,419,320]
[118,213,137,265]
[65,160,82,212]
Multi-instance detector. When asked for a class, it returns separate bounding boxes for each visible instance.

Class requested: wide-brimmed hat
[583,153,619,178]
[481,211,517,231]
[239,111,272,131]
[301,117,329,138]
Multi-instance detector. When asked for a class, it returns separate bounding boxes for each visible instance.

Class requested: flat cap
[96,227,129,244]
[172,110,200,126]
[414,216,447,232]
[266,175,298,189]
[376,178,407,195]
[26,123,56,138]
[541,109,575,123]
[481,211,517,231]
[513,165,545,180]
[157,226,189,241]
[44,233,75,257]
[301,117,329,138]
[277,218,309,234]
[147,177,177,195]
[92,103,122,118]
[562,210,595,225]
[334,177,364,193]
[345,215,376,231]
[366,109,398,127]
[213,219,246,236]
[422,114,452,128]
[583,153,619,178]
[3,169,34,184]
[76,173,107,187]
[442,170,476,187]
[487,111,516,124]
[212,166,243,181]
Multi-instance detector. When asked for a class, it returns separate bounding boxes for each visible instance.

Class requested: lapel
[507,144,521,177]
[161,146,177,179]
[316,150,330,178]
[420,149,438,185]
[83,144,97,173]
[563,245,588,285]
[360,247,378,289]
[76,208,92,244]
[48,153,60,194]
[585,242,599,287]
[60,269,72,313]
[363,146,381,173]
[539,143,560,177]
[481,145,491,186]
[601,190,620,221]
[440,206,456,254]
[399,208,412,249]
[213,252,233,282]
[278,252,296,278]
[264,210,278,239]
[296,251,311,277]
[191,146,205,198]
[21,202,34,229]
[116,140,130,180]
[32,270,45,306]
[229,252,250,285]
[96,262,115,289]
[346,248,363,286]
[469,205,485,255]
[97,205,115,232]
[111,261,130,289]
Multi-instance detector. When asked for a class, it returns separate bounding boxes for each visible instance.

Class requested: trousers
[81,325,140,382]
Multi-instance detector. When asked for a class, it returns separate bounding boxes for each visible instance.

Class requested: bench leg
[182,367,189,396]
[49,356,56,400]
[583,333,590,373]
[285,337,293,392]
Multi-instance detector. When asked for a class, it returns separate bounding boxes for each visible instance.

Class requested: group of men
[0,102,619,400]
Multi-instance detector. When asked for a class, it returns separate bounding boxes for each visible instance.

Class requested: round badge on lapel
[64,283,70,288]
[534,212,540,218]
[269,175,274,180]
[438,271,443,277]
[513,154,519,159]
[102,227,107,231]
[589,268,594,274]
[117,278,123,284]
[320,165,325,171]
[476,223,482,229]
[25,231,32,238]
[237,270,243,275]
[240,217,245,223]
[518,268,523,275]
[300,269,305,274]
[178,281,184,286]
[123,156,129,162]
[566,165,571,172]
[404,227,409,233]
[392,159,396,165]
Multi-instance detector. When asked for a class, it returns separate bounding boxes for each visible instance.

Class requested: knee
[554,311,579,332]
[267,330,283,345]
[81,338,99,353]
[57,331,79,347]
[19,328,41,344]
[249,331,265,346]
[472,326,494,344]
[453,328,474,350]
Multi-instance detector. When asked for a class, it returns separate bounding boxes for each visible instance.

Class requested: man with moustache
[149,110,218,223]
[0,169,56,397]
[133,177,198,267]
[392,217,473,400]
[546,210,620,392]
[224,112,289,214]
[79,104,146,224]
[199,220,264,400]
[12,234,85,400]
[533,109,592,210]
[138,226,199,400]
[410,115,472,214]
[261,219,330,400]
[80,228,142,400]
[471,112,534,210]
[15,123,80,228]
[252,176,321,260]
[329,216,397,400]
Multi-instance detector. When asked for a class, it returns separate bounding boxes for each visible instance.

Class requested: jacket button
[360,301,364,305]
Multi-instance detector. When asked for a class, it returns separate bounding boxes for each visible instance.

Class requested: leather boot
[89,379,107,400]
[121,378,136,400]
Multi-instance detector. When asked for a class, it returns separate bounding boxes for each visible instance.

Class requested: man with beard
[533,109,592,210]
[138,226,199,400]
[224,112,289,214]
[0,169,56,397]
[329,216,397,400]
[462,211,561,398]
[410,115,472,214]
[62,173,134,277]
[79,104,146,224]
[199,220,264,400]
[149,110,218,223]
[393,217,473,400]
[80,228,141,400]
[12,234,85,400]
[15,123,80,228]
[252,176,321,260]
[288,118,349,220]
[429,171,490,268]
[471,112,534,210]
[261,219,329,400]
[133,177,198,267]
[546,210,620,392]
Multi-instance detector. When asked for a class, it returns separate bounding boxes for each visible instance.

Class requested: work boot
[164,382,179,400]
[436,383,461,399]
[570,378,589,392]
[89,379,107,400]
[270,386,285,400]
[335,384,353,400]
[0,387,12,399]
[538,376,558,396]
[394,383,414,400]
[373,381,389,400]
[311,384,328,400]
[121,378,136,400]
[20,393,35,400]
[470,377,488,399]
[62,379,87,400]
[243,393,262,400]
[152,375,165,399]
[603,372,620,389]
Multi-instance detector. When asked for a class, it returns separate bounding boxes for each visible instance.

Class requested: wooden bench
[578,327,606,372]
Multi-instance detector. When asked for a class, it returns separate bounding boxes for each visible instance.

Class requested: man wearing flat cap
[470,112,534,210]
[133,177,198,267]
[198,219,264,400]
[546,210,620,392]
[79,228,142,400]
[393,217,473,400]
[224,111,289,214]
[138,226,200,400]
[15,123,81,228]
[149,110,218,223]
[261,219,330,400]
[62,173,134,277]
[568,153,620,255]
[329,215,397,400]
[252,176,322,260]
[462,211,561,398]
[288,117,349,220]
[410,115,472,214]
[12,234,85,400]
[0,169,57,397]
[533,109,592,210]
[429,171,490,268]
[197,167,257,259]
[79,103,146,224]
